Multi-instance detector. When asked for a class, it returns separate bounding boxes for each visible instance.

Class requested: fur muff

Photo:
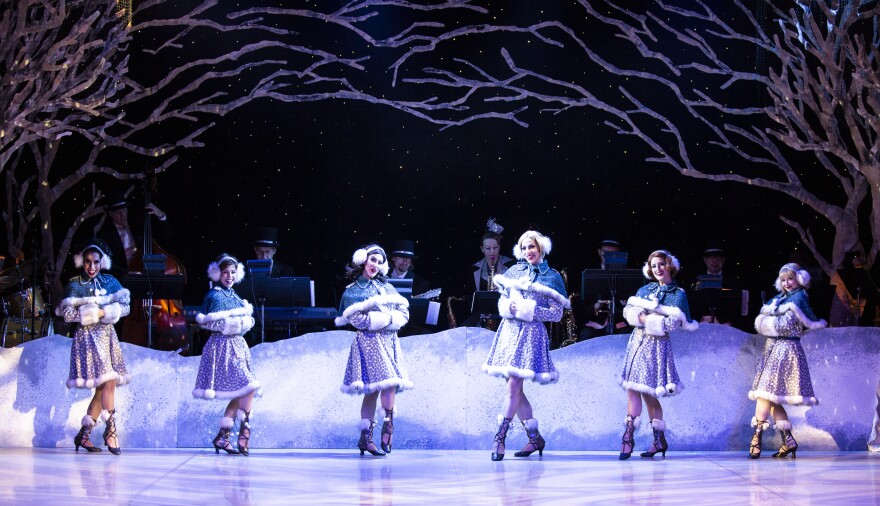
[754,313,779,336]
[56,289,131,316]
[623,305,646,327]
[79,304,101,326]
[196,302,254,324]
[367,311,392,331]
[387,311,407,330]
[493,275,571,308]
[644,313,667,336]
[335,293,409,327]
[514,298,537,322]
[626,295,659,311]
[99,302,122,324]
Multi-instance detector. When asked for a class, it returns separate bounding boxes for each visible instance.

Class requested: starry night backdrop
[33,1,853,315]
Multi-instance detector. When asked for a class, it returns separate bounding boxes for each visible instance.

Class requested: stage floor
[4,448,878,505]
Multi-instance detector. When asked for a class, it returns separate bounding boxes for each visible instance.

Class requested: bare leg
[749,399,772,458]
[754,399,771,422]
[100,381,118,448]
[515,389,533,422]
[503,377,524,419]
[643,394,663,422]
[224,398,241,419]
[770,403,789,423]
[361,391,380,420]
[626,389,643,418]
[87,386,103,420]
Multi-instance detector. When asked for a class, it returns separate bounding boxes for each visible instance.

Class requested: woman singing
[619,250,698,460]
[483,230,569,461]
[336,244,412,457]
[193,254,261,456]
[59,238,132,455]
[748,263,826,459]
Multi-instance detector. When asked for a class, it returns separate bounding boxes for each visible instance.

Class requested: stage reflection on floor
[4,448,879,505]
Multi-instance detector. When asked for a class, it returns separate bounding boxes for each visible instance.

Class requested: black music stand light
[121,272,184,349]
[235,276,311,342]
[581,269,646,335]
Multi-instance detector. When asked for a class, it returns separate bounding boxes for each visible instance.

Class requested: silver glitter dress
[620,282,696,398]
[482,261,568,384]
[59,274,132,389]
[336,277,412,395]
[192,287,261,400]
[750,288,826,405]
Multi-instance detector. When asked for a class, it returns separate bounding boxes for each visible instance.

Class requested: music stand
[581,269,646,335]
[688,288,747,324]
[603,251,628,270]
[246,259,272,278]
[388,278,413,297]
[121,273,184,349]
[235,276,312,342]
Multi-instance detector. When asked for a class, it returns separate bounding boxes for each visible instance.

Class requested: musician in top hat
[388,239,429,296]
[253,226,295,278]
[98,190,170,278]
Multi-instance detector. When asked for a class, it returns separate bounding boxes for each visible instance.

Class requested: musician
[192,254,261,456]
[578,237,630,340]
[483,230,568,461]
[690,244,746,326]
[336,244,412,457]
[471,218,516,292]
[253,226,295,278]
[388,239,430,296]
[58,238,131,455]
[98,191,170,278]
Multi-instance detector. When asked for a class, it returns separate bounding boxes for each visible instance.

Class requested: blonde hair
[774,263,811,292]
[513,230,552,260]
[642,250,680,280]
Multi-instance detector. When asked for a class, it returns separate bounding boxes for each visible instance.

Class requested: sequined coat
[749,288,826,406]
[59,274,132,389]
[620,282,697,397]
[192,287,261,400]
[336,276,412,394]
[482,261,569,384]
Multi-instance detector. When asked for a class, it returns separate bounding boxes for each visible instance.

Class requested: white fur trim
[387,311,407,331]
[99,303,122,324]
[777,302,827,330]
[207,260,245,283]
[774,420,792,431]
[196,302,254,324]
[377,405,398,421]
[522,418,538,431]
[482,364,560,384]
[650,419,666,431]
[751,417,770,431]
[623,305,645,327]
[220,416,235,429]
[57,289,131,317]
[79,304,101,326]
[367,311,392,331]
[625,415,642,429]
[100,410,113,422]
[340,377,414,395]
[222,316,243,335]
[513,231,552,260]
[754,314,780,336]
[620,377,683,398]
[654,304,682,318]
[497,296,515,319]
[626,295,659,311]
[67,371,131,390]
[236,409,252,428]
[515,298,537,322]
[760,301,778,315]
[358,418,372,430]
[334,316,349,327]
[335,293,410,326]
[81,415,97,428]
[644,313,666,336]
[493,275,571,309]
[748,389,819,406]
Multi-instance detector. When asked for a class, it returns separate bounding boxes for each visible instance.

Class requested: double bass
[122,170,189,351]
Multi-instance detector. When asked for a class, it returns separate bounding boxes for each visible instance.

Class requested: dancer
[193,254,261,456]
[336,244,412,457]
[748,262,826,459]
[619,250,698,460]
[59,238,132,455]
[482,230,569,461]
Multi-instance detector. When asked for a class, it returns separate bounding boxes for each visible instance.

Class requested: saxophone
[559,268,579,348]
[487,263,496,291]
[446,295,466,328]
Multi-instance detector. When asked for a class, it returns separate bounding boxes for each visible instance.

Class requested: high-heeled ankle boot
[102,409,121,456]
[514,418,545,457]
[491,416,513,461]
[640,419,668,458]
[619,415,640,460]
[74,415,102,453]
[357,419,385,456]
[213,416,240,455]
[237,409,251,457]
[380,408,394,454]
[748,417,769,459]
[772,420,798,459]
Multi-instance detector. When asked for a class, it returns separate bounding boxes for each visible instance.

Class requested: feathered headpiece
[73,238,112,271]
[351,245,389,276]
[642,250,680,280]
[486,217,504,234]
[513,230,552,260]
[207,253,245,283]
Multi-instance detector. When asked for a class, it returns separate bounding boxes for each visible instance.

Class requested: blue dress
[620,282,694,397]
[58,274,131,389]
[192,287,261,400]
[482,261,568,384]
[336,276,412,394]
[750,287,825,405]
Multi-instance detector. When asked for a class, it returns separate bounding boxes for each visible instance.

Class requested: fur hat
[73,238,112,271]
[774,262,811,291]
[642,250,680,280]
[351,245,389,276]
[513,230,552,260]
[207,253,245,283]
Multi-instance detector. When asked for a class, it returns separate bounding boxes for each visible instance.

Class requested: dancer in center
[192,254,261,456]
[482,230,569,461]
[336,244,412,457]
[619,250,698,460]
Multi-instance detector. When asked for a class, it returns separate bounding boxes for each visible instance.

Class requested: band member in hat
[58,238,132,455]
[253,226,295,278]
[483,230,569,461]
[98,190,170,278]
[336,244,412,457]
[388,239,429,296]
[193,254,261,456]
